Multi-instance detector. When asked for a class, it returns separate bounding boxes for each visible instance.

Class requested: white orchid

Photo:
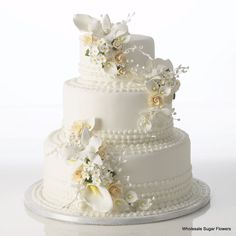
[105,23,130,43]
[64,118,96,145]
[73,14,130,44]
[138,107,173,132]
[81,184,113,213]
[145,58,174,76]
[78,129,103,166]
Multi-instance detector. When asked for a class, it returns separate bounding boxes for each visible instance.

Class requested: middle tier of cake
[63,77,174,144]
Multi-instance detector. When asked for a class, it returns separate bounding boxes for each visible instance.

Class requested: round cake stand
[24,179,210,225]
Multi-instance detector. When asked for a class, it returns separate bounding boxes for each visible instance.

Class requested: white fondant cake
[26,14,210,221]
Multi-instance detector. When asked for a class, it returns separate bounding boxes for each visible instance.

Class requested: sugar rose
[108,183,122,199]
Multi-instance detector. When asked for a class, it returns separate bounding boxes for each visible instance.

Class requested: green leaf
[108,170,116,177]
[85,175,93,183]
[85,49,90,56]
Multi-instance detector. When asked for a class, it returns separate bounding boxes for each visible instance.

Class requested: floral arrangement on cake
[138,58,189,131]
[74,14,131,77]
[62,119,153,213]
[41,13,190,215]
[73,14,188,125]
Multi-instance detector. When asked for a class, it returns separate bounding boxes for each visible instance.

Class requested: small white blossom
[114,198,129,212]
[137,198,152,211]
[81,171,90,180]
[97,39,110,54]
[137,114,152,132]
[125,190,138,204]
[93,176,102,185]
[90,45,99,57]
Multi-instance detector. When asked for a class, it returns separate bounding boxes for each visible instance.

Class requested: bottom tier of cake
[42,128,193,215]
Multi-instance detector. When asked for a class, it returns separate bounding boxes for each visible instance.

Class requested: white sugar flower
[105,22,129,42]
[77,133,103,166]
[81,171,90,180]
[145,78,160,93]
[101,14,112,34]
[83,161,95,172]
[125,190,138,204]
[64,118,96,146]
[145,78,172,97]
[73,14,130,43]
[98,44,110,54]
[81,184,113,213]
[159,85,172,96]
[96,53,107,64]
[152,58,174,74]
[90,45,99,57]
[73,14,104,37]
[114,198,129,212]
[62,145,80,161]
[103,61,118,77]
[137,114,152,132]
[153,106,173,118]
[137,198,152,211]
[93,176,102,186]
[97,38,110,54]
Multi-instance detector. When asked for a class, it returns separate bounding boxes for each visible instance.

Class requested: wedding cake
[25,14,210,224]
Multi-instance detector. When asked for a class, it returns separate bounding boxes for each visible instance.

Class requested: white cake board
[24,179,210,225]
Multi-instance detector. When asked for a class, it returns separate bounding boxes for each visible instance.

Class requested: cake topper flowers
[74,14,131,77]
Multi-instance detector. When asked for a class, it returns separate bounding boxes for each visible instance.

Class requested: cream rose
[108,183,122,199]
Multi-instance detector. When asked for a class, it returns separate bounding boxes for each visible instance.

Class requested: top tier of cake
[79,34,155,83]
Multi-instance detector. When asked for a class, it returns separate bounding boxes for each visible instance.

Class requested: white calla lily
[73,14,104,37]
[82,184,113,213]
[73,14,94,32]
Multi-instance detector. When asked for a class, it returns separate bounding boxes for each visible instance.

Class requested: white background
[0,0,236,235]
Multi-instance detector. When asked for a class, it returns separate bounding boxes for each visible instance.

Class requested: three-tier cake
[25,14,210,225]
